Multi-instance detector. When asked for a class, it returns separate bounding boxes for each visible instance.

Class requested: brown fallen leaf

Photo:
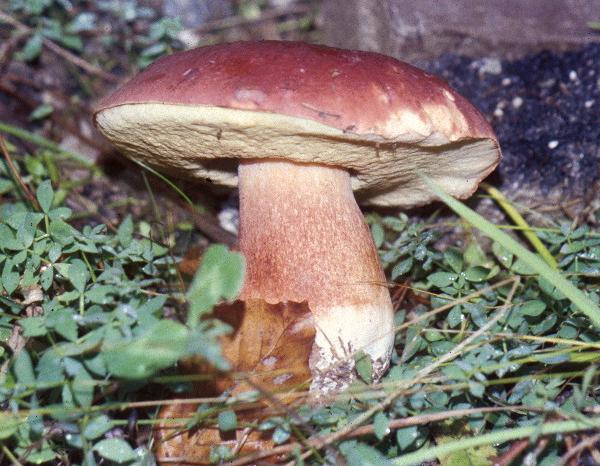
[154,300,315,464]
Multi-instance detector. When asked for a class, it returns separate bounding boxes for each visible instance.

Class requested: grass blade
[481,183,558,269]
[0,121,95,169]
[393,416,600,465]
[132,159,199,212]
[420,174,600,328]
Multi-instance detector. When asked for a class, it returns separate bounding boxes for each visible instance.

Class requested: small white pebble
[540,78,556,88]
[218,207,239,235]
[585,100,595,108]
[273,373,293,385]
[569,70,578,81]
[477,58,502,75]
[493,107,504,118]
[548,140,559,149]
[511,96,523,108]
[261,356,278,367]
[501,77,512,86]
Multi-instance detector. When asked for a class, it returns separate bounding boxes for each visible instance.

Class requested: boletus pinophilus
[95,40,500,463]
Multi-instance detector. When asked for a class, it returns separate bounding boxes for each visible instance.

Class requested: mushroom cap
[95,41,501,207]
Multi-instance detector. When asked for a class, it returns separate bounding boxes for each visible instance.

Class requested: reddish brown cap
[95,40,501,207]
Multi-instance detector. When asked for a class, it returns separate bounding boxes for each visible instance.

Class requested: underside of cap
[96,102,499,207]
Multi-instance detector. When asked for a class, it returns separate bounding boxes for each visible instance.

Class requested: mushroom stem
[238,159,395,393]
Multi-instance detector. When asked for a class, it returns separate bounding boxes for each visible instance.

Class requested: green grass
[1,133,599,465]
[422,174,600,328]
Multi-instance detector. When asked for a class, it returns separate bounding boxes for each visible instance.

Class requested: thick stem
[238,159,394,393]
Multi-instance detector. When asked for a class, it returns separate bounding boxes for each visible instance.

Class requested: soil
[424,44,600,209]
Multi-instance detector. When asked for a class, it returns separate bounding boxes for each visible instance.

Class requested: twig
[231,426,253,457]
[558,432,600,466]
[391,280,411,312]
[1,445,24,466]
[0,9,119,82]
[244,379,326,463]
[0,28,25,74]
[156,405,533,465]
[395,277,518,333]
[0,79,39,110]
[0,134,40,210]
[524,436,549,465]
[492,438,529,466]
[0,324,26,378]
[563,434,579,466]
[338,406,531,440]
[187,204,237,247]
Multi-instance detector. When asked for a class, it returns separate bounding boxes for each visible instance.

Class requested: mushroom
[94,41,500,395]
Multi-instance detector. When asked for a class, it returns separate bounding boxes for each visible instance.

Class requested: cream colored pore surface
[96,103,499,208]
